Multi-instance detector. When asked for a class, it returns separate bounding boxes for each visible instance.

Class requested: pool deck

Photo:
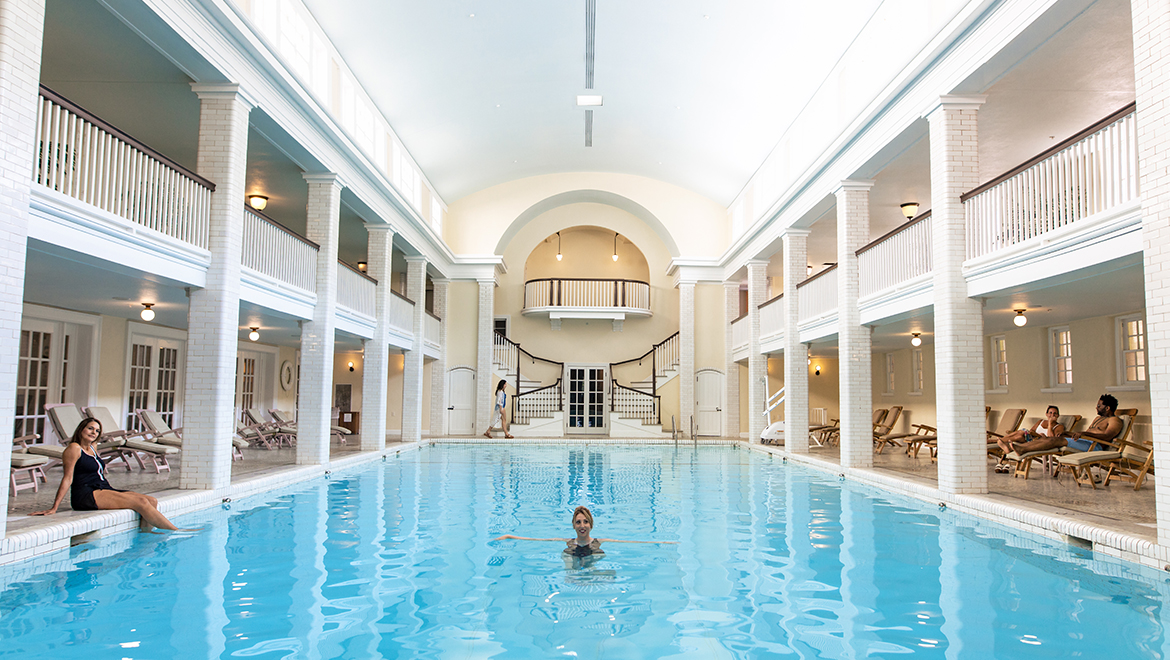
[3,436,1165,571]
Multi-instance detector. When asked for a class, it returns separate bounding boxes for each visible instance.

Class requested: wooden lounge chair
[140,408,247,459]
[270,408,351,444]
[235,422,277,452]
[872,406,903,453]
[246,408,295,447]
[44,403,135,471]
[86,406,178,474]
[985,408,1026,459]
[1001,414,1082,479]
[10,434,50,496]
[1103,431,1154,491]
[900,425,940,460]
[1054,409,1138,489]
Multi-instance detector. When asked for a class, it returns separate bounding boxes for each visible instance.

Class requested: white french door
[235,349,271,424]
[126,336,183,432]
[566,364,607,434]
[14,319,67,442]
[696,369,724,437]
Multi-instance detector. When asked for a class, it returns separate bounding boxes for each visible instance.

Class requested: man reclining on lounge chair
[1064,394,1123,453]
[993,405,1065,473]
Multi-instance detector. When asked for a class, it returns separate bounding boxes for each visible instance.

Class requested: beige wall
[872,346,938,435]
[524,225,650,282]
[695,283,725,371]
[95,315,127,416]
[446,281,480,370]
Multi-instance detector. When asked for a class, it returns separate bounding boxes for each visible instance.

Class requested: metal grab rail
[611,379,660,426]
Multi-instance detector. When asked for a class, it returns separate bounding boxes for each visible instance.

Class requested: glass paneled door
[14,320,66,442]
[126,336,183,433]
[566,365,607,434]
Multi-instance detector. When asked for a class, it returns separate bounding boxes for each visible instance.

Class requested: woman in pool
[30,417,181,532]
[496,505,675,556]
[484,379,514,439]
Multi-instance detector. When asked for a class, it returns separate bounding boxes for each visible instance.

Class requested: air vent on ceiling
[585,0,596,89]
[585,110,593,147]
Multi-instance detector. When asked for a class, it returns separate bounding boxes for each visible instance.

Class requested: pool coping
[745,442,1170,571]
[0,441,425,567]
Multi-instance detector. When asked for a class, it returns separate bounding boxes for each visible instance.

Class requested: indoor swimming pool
[1,443,1168,658]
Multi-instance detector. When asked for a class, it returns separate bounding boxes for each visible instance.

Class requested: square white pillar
[782,232,810,453]
[678,280,696,429]
[298,172,343,466]
[928,95,987,494]
[182,84,253,491]
[835,180,875,469]
[747,260,770,442]
[476,278,496,432]
[0,0,44,535]
[360,224,395,452]
[429,279,450,437]
[401,256,427,444]
[1131,0,1170,546]
[724,281,741,439]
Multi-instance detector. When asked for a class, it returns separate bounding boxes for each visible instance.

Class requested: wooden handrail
[525,277,650,285]
[245,206,321,250]
[391,289,414,305]
[611,331,679,368]
[731,312,748,324]
[425,309,441,322]
[959,102,1136,203]
[759,293,784,309]
[40,84,216,191]
[494,330,564,367]
[339,259,379,284]
[517,378,562,398]
[856,211,932,256]
[796,263,838,288]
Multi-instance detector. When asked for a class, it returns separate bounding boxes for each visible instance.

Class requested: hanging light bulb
[556,231,562,261]
[911,332,922,347]
[1013,309,1028,327]
[248,327,260,341]
[612,232,619,261]
[140,303,155,322]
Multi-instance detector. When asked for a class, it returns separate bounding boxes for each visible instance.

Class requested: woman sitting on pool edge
[495,506,676,556]
[30,417,182,532]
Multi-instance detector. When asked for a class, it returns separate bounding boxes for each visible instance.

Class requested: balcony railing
[731,314,749,351]
[963,103,1138,260]
[424,311,441,347]
[857,212,933,299]
[797,265,838,323]
[524,278,650,311]
[760,294,784,340]
[389,291,414,334]
[337,261,377,317]
[34,86,213,249]
[242,207,318,292]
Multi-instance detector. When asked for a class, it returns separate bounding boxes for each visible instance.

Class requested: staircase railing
[515,379,563,425]
[611,379,660,425]
[609,331,680,397]
[494,331,564,423]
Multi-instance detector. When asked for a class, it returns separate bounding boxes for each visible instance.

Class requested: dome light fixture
[1013,309,1028,327]
[814,364,821,376]
[347,360,355,372]
[900,202,920,219]
[911,332,922,347]
[357,261,367,272]
[248,327,260,342]
[248,194,268,211]
[612,232,619,261]
[556,231,562,261]
[140,303,155,322]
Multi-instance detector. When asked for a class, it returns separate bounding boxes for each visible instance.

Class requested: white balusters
[389,292,414,335]
[424,312,441,348]
[760,295,784,340]
[241,207,318,292]
[523,279,651,312]
[337,263,376,317]
[857,216,933,299]
[797,266,838,322]
[731,315,749,351]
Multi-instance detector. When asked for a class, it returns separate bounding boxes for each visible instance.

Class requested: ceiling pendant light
[900,202,920,219]
[1013,309,1028,327]
[556,232,563,261]
[248,194,268,211]
[249,327,260,341]
[911,332,922,347]
[612,232,619,261]
[140,303,155,322]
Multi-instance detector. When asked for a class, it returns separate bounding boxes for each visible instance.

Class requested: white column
[475,278,496,432]
[678,279,696,431]
[401,256,427,443]
[429,278,450,437]
[0,0,44,535]
[298,173,343,466]
[724,281,741,439]
[782,231,810,453]
[746,261,769,442]
[928,95,987,494]
[182,84,252,491]
[836,181,875,469]
[360,224,395,452]
[1131,0,1170,546]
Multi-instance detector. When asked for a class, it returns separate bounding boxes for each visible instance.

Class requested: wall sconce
[612,232,619,261]
[248,194,268,211]
[911,332,922,347]
[1013,309,1028,327]
[248,327,260,341]
[814,364,821,376]
[357,261,368,272]
[347,360,355,372]
[900,202,919,219]
[556,231,563,261]
[140,303,155,322]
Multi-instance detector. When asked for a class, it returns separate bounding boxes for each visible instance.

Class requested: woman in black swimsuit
[496,506,675,555]
[30,417,179,531]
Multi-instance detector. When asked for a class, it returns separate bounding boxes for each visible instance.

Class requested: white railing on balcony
[731,315,749,351]
[389,291,414,334]
[241,207,318,292]
[964,104,1138,260]
[760,295,784,340]
[34,86,213,249]
[797,266,838,323]
[858,213,933,299]
[424,312,441,347]
[337,262,376,317]
[524,279,651,312]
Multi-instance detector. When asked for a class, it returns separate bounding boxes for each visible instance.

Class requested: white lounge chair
[85,406,178,474]
[10,433,50,496]
[44,403,134,471]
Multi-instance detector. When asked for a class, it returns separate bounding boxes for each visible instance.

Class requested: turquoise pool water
[1,444,1168,658]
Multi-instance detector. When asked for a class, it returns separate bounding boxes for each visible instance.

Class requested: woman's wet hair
[70,417,103,445]
[572,505,594,527]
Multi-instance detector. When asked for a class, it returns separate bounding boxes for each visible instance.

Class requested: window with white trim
[991,335,1008,389]
[883,353,895,395]
[1049,326,1072,387]
[1117,314,1147,385]
[911,349,924,394]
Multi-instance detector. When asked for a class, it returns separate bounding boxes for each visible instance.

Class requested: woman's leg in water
[92,489,178,531]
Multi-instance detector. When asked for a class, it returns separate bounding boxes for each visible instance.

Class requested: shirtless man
[1065,394,1124,452]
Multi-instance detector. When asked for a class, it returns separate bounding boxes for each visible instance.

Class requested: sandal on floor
[484,432,492,438]
[994,462,1009,474]
[504,434,514,439]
